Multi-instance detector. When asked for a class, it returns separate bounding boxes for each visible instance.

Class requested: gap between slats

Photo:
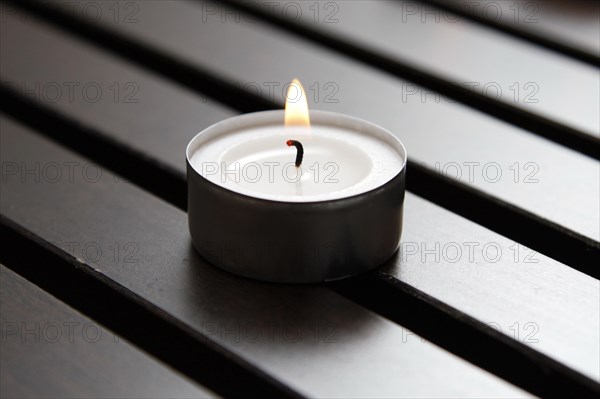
[0,265,216,398]
[2,98,599,397]
[0,216,305,399]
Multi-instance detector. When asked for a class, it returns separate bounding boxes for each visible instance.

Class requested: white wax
[188,111,406,202]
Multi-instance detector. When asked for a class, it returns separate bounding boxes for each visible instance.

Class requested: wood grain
[0,265,215,399]
[0,116,527,398]
[0,13,597,385]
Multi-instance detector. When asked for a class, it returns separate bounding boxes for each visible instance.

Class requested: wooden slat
[16,0,596,244]
[0,15,236,174]
[0,265,215,399]
[423,0,600,64]
[233,0,599,139]
[0,13,597,389]
[0,116,527,398]
[384,194,600,382]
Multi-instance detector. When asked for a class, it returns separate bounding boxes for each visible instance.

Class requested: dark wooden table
[1,0,598,397]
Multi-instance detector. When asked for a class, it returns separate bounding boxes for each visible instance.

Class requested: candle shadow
[180,241,380,358]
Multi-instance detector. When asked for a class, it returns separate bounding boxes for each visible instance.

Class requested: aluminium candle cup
[186,110,407,283]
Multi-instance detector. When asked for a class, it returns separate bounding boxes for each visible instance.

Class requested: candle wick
[286,140,304,168]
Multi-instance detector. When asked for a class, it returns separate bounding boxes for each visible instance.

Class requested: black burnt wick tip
[286,140,304,168]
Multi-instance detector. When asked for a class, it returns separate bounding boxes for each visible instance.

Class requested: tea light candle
[187,80,407,283]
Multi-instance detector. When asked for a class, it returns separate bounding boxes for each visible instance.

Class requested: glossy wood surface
[0,265,215,399]
[0,116,527,397]
[0,11,597,382]
[47,0,598,241]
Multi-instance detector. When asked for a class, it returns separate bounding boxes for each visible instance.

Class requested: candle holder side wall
[187,161,406,283]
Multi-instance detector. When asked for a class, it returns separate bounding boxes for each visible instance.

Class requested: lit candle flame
[284,79,310,128]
